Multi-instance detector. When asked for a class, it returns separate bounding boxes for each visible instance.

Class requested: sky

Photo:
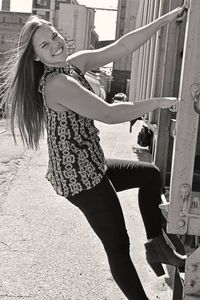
[0,0,118,40]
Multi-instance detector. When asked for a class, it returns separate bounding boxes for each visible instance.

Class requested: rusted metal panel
[184,246,200,298]
[154,0,184,185]
[167,0,200,236]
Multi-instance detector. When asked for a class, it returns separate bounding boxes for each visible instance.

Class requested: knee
[148,164,161,186]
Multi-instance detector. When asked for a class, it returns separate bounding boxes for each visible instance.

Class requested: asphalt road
[0,120,174,300]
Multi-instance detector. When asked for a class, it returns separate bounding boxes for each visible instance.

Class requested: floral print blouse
[39,64,107,198]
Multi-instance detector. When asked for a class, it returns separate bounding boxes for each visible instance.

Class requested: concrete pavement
[0,119,175,300]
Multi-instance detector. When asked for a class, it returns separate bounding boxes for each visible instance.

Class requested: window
[121,0,126,8]
[120,7,126,19]
[46,11,50,20]
[1,34,5,44]
[119,21,124,32]
[55,0,59,10]
[37,0,47,6]
[37,11,48,19]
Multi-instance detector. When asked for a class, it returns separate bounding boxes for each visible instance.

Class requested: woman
[1,6,186,300]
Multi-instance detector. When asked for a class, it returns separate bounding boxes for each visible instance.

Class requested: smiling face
[32,24,68,67]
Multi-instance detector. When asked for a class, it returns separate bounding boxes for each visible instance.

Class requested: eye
[41,43,47,48]
[52,32,58,39]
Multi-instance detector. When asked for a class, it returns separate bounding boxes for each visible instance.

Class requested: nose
[51,41,60,53]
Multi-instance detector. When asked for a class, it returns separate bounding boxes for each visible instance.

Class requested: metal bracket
[185,246,200,297]
[190,83,200,114]
[179,184,200,219]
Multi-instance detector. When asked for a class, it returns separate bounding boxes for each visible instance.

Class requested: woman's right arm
[46,74,178,124]
[67,6,184,74]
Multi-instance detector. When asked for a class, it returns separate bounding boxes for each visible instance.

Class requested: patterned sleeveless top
[39,64,107,198]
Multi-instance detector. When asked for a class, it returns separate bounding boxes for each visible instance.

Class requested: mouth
[52,46,63,56]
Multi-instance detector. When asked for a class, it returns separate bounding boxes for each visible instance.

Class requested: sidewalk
[0,120,174,299]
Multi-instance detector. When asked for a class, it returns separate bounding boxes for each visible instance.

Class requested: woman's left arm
[68,6,183,73]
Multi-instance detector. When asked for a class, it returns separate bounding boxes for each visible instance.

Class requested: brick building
[0,0,30,67]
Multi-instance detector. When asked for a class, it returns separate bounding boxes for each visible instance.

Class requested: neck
[43,60,68,68]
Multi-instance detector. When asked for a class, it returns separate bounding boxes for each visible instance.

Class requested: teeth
[54,47,63,56]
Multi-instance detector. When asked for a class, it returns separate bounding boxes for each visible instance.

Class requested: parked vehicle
[112,92,127,103]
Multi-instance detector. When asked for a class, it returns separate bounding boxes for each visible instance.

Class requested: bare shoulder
[46,72,78,92]
[45,73,71,112]
[46,72,67,88]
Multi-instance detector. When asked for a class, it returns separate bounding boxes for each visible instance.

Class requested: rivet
[188,264,197,272]
[179,210,185,217]
[178,219,185,227]
[188,280,196,287]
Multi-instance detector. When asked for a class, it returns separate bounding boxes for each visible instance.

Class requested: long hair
[0,16,51,150]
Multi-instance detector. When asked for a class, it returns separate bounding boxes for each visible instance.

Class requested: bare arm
[67,6,183,73]
[46,74,178,124]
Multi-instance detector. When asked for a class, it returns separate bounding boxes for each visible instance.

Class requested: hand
[176,0,189,22]
[166,7,183,23]
[157,97,179,110]
[167,2,188,23]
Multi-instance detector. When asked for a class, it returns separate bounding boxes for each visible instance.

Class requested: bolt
[188,280,195,287]
[179,210,185,217]
[188,264,197,272]
[178,219,185,227]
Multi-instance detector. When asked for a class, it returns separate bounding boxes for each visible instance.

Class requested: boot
[144,235,186,276]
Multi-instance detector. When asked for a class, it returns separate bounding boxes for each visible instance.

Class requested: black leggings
[67,158,163,300]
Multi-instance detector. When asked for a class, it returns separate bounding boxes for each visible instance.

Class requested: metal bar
[87,7,117,12]
[167,0,200,236]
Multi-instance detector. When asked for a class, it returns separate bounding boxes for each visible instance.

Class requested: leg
[68,176,148,300]
[106,158,163,239]
[105,159,185,276]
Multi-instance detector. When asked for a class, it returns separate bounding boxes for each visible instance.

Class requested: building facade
[58,4,98,51]
[0,0,30,67]
[111,0,139,98]
[32,0,79,23]
[0,0,111,100]
[1,0,10,11]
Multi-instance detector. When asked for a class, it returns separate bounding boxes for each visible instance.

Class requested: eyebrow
[39,41,47,47]
[39,30,57,47]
